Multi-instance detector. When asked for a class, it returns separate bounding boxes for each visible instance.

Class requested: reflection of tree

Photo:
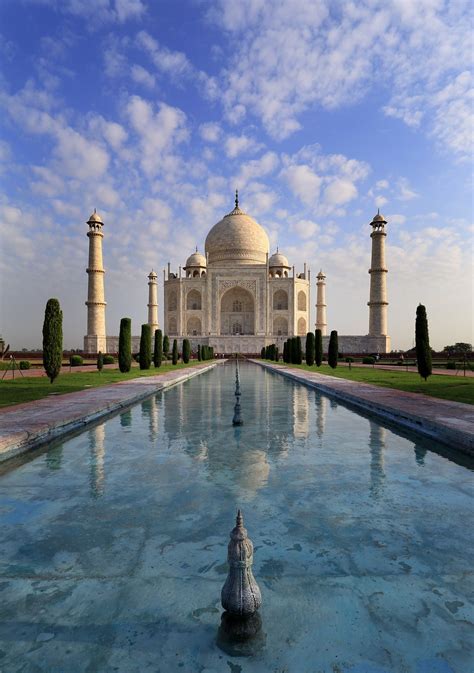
[369,421,386,498]
[120,409,132,428]
[414,443,427,466]
[45,444,63,470]
[89,424,105,498]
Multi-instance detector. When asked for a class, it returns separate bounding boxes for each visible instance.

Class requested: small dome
[269,251,289,268]
[317,269,326,279]
[185,250,206,268]
[148,269,157,278]
[371,210,387,224]
[87,209,103,225]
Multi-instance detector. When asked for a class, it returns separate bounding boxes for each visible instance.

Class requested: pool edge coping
[0,362,222,463]
[252,360,474,456]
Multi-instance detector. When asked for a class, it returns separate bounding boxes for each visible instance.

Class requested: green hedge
[19,360,31,370]
[70,355,84,367]
[103,355,114,365]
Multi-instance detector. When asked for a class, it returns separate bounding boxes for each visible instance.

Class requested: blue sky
[0,0,472,350]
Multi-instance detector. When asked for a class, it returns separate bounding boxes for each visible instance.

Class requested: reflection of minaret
[315,393,327,439]
[315,270,327,335]
[148,394,159,441]
[293,386,309,438]
[120,409,132,427]
[89,424,106,498]
[369,421,386,497]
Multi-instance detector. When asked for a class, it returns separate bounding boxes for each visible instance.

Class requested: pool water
[0,362,472,673]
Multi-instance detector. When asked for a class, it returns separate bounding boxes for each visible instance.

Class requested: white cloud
[291,218,320,239]
[137,30,193,79]
[126,95,188,175]
[224,134,259,158]
[131,64,155,88]
[234,151,279,189]
[283,165,322,206]
[397,177,418,201]
[114,0,146,22]
[209,0,472,159]
[199,122,222,143]
[324,178,357,206]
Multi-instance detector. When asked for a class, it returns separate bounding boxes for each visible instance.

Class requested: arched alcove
[273,289,288,310]
[220,287,255,335]
[186,289,202,310]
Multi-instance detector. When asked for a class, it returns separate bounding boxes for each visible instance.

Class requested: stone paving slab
[254,361,474,455]
[0,362,220,463]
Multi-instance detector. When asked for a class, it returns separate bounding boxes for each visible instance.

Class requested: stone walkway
[254,361,474,455]
[0,362,219,463]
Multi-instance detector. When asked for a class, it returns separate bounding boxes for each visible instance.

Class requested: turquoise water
[0,362,473,673]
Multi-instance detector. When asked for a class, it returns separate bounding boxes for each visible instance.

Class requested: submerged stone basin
[0,362,472,672]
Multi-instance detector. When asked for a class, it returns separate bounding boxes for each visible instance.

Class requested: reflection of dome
[269,251,289,268]
[205,201,269,266]
[185,250,206,268]
[87,209,103,225]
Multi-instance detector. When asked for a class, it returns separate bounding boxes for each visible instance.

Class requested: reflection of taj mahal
[84,192,390,354]
[164,192,311,354]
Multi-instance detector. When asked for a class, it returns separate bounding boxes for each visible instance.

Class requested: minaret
[315,270,327,335]
[368,210,388,336]
[147,270,159,334]
[85,209,107,353]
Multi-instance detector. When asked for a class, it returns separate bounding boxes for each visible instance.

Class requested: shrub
[362,356,375,365]
[396,360,404,366]
[103,355,114,365]
[446,361,456,370]
[19,360,31,370]
[183,338,191,364]
[42,298,63,383]
[315,329,323,367]
[306,332,315,366]
[163,335,170,359]
[119,318,132,373]
[69,354,83,367]
[132,353,140,363]
[153,329,163,368]
[294,336,302,364]
[345,357,354,363]
[139,324,152,370]
[328,330,338,369]
[415,304,432,381]
[97,351,104,372]
[172,339,178,365]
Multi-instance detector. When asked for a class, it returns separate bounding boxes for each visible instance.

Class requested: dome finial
[377,208,380,215]
[235,189,239,209]
[195,245,198,253]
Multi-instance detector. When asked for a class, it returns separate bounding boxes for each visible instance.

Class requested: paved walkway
[0,362,219,463]
[336,361,474,377]
[254,361,474,455]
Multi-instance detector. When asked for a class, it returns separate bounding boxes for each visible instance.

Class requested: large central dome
[205,200,270,266]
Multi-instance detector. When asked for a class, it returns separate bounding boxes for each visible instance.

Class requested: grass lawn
[0,361,205,408]
[264,362,474,405]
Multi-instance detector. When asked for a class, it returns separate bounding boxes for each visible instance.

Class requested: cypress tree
[172,338,178,364]
[183,338,191,364]
[306,331,315,366]
[198,344,201,361]
[118,318,132,373]
[294,336,302,364]
[275,346,279,362]
[261,346,265,359]
[163,335,170,360]
[139,324,152,370]
[315,329,323,367]
[153,329,163,368]
[42,298,63,383]
[283,340,288,363]
[288,338,294,363]
[97,351,104,372]
[328,330,338,369]
[415,304,432,380]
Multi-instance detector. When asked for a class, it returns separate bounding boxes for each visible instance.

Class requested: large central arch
[220,287,255,335]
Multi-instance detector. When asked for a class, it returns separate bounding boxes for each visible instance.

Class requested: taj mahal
[84,191,390,355]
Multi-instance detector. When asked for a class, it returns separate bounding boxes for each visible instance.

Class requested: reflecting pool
[0,362,473,673]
